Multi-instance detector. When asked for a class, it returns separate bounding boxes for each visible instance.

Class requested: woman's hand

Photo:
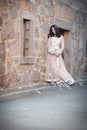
[48,51,56,55]
[56,53,61,57]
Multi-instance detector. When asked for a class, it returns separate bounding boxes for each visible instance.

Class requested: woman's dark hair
[48,24,61,38]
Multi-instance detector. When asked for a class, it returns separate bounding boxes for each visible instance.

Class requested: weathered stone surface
[55,2,74,22]
[20,0,34,12]
[35,26,40,38]
[1,22,13,41]
[20,57,34,65]
[41,23,49,35]
[41,66,46,73]
[0,1,8,10]
[10,6,18,18]
[34,39,39,50]
[0,17,2,27]
[0,0,87,88]
[2,75,9,88]
[30,70,41,82]
[20,71,29,85]
[84,61,87,74]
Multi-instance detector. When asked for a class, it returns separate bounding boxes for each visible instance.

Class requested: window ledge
[20,57,34,65]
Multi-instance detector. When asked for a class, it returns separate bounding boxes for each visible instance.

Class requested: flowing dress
[45,35,75,85]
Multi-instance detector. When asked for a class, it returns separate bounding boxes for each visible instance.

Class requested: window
[23,19,30,57]
[19,11,34,64]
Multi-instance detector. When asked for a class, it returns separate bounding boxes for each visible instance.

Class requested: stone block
[41,66,46,73]
[62,4,74,22]
[20,0,27,10]
[55,18,72,30]
[41,23,49,35]
[0,1,8,10]
[1,22,13,41]
[0,78,2,86]
[30,70,40,82]
[0,17,2,27]
[20,71,29,84]
[20,0,33,12]
[34,40,39,50]
[20,57,34,65]
[10,6,18,19]
[35,26,40,38]
[55,3,74,22]
[2,75,9,88]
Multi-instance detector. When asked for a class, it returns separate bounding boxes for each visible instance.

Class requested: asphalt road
[0,84,87,130]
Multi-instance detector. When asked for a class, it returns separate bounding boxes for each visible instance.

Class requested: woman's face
[52,27,56,35]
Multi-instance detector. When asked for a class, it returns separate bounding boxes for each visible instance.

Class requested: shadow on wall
[0,42,6,88]
[85,40,87,74]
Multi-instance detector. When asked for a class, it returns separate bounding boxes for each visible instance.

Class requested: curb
[0,77,87,101]
[0,83,51,99]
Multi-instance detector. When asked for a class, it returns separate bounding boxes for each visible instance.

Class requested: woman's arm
[47,38,55,54]
[55,35,64,57]
[59,35,64,54]
[47,38,52,54]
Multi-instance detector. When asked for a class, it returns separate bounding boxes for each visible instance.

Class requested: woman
[45,24,75,85]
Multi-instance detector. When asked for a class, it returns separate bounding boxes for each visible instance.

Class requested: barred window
[19,11,34,64]
[23,19,30,57]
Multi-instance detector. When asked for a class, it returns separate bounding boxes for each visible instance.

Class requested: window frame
[19,11,34,65]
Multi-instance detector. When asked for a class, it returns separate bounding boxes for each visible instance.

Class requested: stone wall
[70,11,87,76]
[0,0,87,88]
[82,12,87,74]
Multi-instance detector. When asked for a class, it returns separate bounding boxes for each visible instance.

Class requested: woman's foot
[66,79,75,86]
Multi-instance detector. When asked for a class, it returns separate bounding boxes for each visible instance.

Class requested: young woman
[45,24,75,85]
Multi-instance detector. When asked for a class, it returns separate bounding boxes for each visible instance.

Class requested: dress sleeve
[59,35,64,54]
[47,38,52,54]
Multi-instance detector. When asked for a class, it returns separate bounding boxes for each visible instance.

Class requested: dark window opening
[23,19,31,57]
[19,11,34,65]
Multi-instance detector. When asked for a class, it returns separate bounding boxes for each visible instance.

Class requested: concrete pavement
[0,76,87,130]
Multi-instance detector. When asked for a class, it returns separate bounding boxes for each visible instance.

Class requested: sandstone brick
[5,62,12,74]
[34,40,39,50]
[20,0,34,12]
[41,73,45,81]
[1,21,13,41]
[1,12,9,23]
[34,63,40,70]
[35,26,40,38]
[30,70,40,82]
[27,1,34,13]
[0,17,2,27]
[55,3,74,22]
[41,23,49,35]
[2,75,9,88]
[19,71,28,84]
[20,57,34,65]
[0,65,5,75]
[0,78,2,86]
[41,66,46,73]
[10,6,18,18]
[0,42,5,48]
[0,0,87,89]
[0,1,8,10]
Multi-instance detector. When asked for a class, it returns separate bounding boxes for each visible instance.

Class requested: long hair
[48,24,61,38]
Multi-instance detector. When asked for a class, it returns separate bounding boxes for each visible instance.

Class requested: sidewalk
[0,75,87,99]
[0,76,87,130]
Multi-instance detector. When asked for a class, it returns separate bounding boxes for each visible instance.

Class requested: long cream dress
[45,35,75,85]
